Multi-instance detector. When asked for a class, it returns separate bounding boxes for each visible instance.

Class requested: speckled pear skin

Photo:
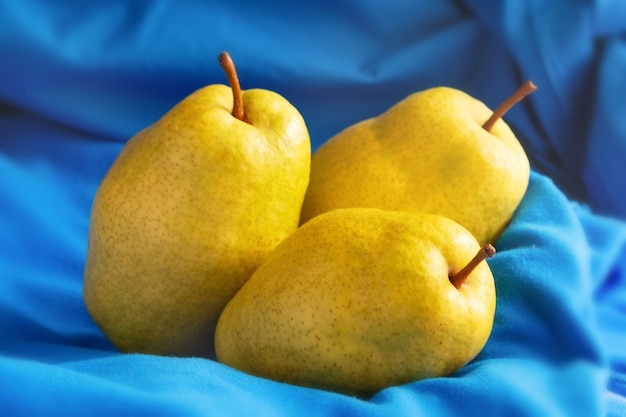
[300,87,530,245]
[215,208,496,395]
[83,84,310,358]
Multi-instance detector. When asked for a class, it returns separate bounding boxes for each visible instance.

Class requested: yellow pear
[83,52,310,357]
[300,82,535,245]
[215,208,496,395]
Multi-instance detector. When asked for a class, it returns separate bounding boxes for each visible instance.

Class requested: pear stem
[218,51,246,122]
[482,81,537,132]
[449,244,496,289]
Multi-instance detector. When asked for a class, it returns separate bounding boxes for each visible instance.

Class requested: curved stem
[218,51,246,122]
[449,244,496,289]
[482,81,537,132]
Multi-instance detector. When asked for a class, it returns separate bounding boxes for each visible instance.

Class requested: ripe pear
[83,52,311,357]
[300,82,536,245]
[215,208,496,395]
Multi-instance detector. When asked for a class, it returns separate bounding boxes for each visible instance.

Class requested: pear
[215,208,496,395]
[300,82,536,245]
[83,52,310,357]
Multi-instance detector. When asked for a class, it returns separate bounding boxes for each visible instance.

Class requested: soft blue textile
[1,1,625,416]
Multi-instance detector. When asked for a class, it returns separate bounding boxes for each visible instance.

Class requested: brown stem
[482,81,537,132]
[217,51,246,122]
[449,244,496,289]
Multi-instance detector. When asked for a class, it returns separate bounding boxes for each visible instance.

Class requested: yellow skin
[215,208,496,396]
[300,87,530,245]
[83,84,310,357]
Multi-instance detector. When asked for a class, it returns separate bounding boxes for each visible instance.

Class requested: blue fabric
[1,1,625,416]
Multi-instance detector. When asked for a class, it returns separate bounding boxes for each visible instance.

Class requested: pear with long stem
[83,52,310,358]
[301,81,536,245]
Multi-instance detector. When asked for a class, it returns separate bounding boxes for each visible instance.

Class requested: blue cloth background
[1,1,625,416]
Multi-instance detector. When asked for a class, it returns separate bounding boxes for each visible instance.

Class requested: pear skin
[83,55,310,358]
